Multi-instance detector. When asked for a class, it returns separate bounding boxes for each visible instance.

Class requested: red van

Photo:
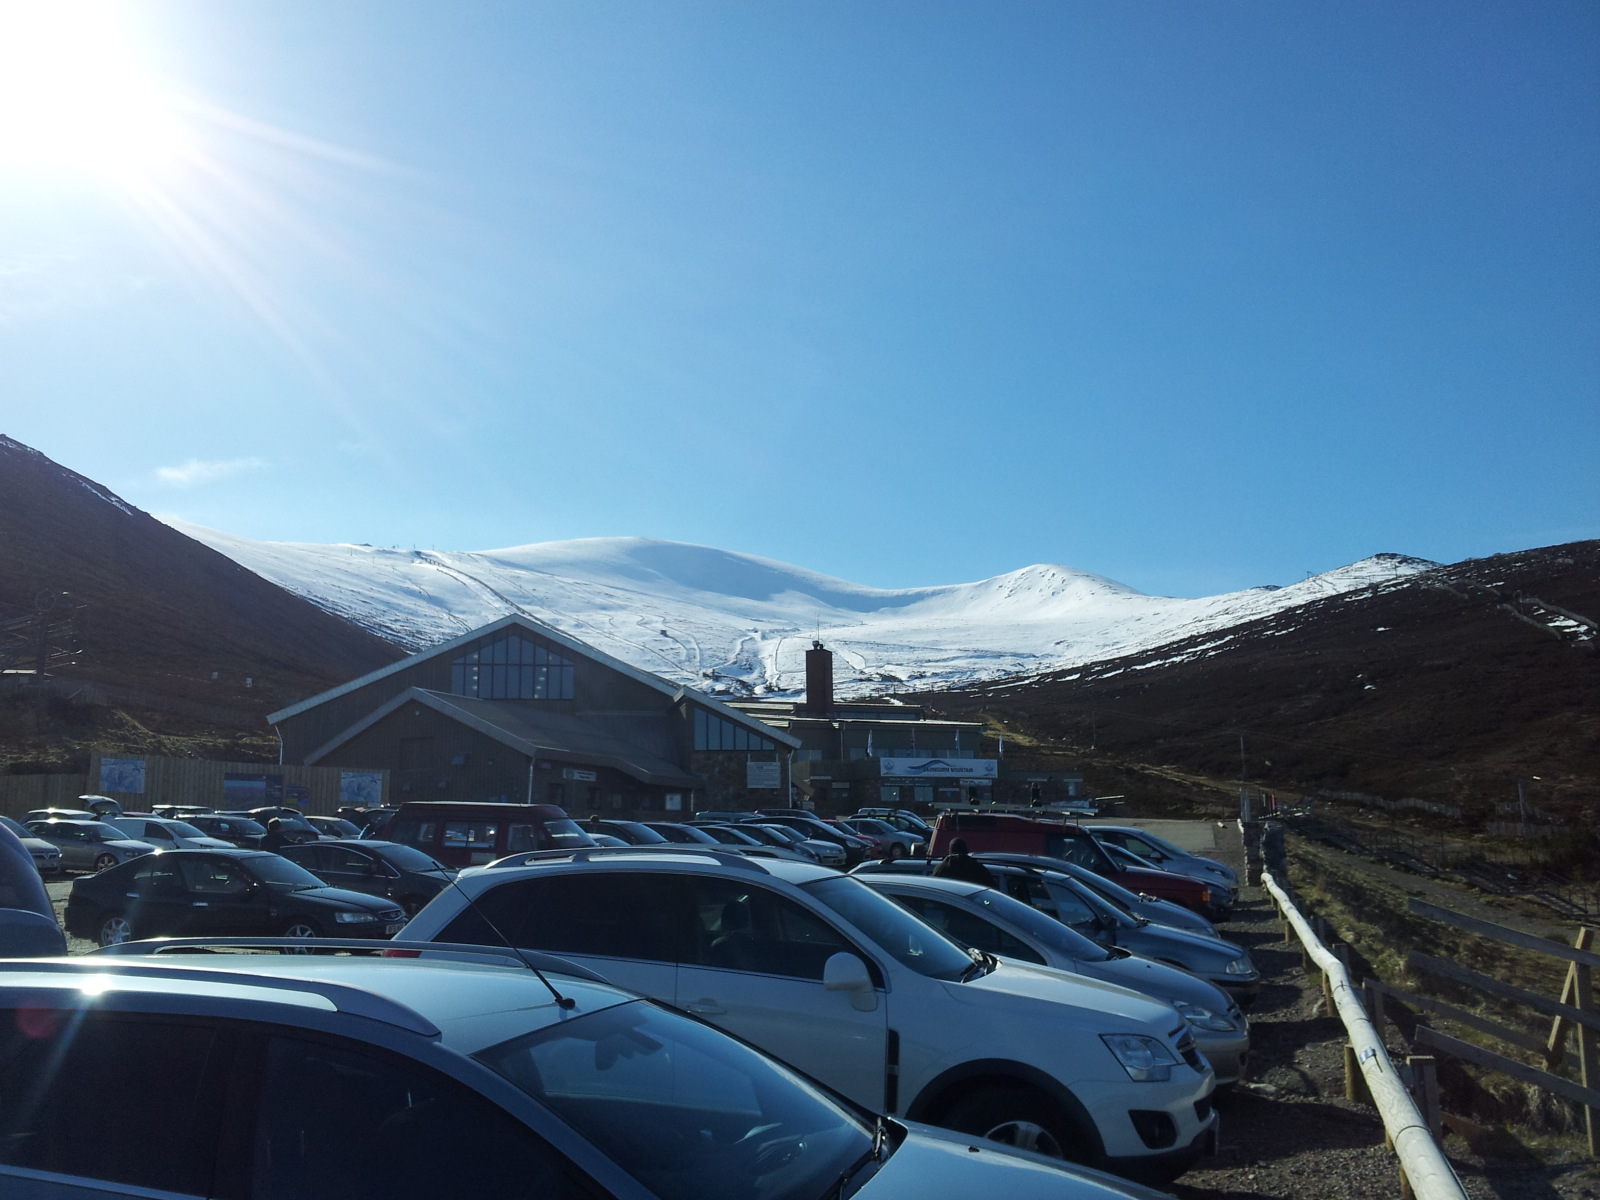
[929,812,1215,916]
[388,802,596,868]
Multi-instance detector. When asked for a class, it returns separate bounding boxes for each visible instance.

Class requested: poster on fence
[99,758,146,794]
[340,771,384,809]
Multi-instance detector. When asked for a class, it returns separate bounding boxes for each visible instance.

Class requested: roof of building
[267,612,798,749]
[302,687,704,788]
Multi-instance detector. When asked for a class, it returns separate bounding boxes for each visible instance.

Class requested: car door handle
[685,999,726,1015]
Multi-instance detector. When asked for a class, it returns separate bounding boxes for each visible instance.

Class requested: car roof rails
[0,957,440,1035]
[92,937,611,983]
[484,845,770,873]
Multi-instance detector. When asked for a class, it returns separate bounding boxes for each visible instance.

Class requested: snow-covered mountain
[170,524,1438,696]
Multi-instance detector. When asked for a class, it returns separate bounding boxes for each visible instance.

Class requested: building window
[694,708,774,752]
[451,632,575,700]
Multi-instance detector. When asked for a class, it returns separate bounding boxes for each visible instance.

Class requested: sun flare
[0,0,186,179]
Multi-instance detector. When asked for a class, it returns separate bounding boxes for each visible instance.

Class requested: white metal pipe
[1261,870,1468,1200]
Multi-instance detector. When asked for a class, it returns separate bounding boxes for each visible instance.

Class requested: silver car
[106,816,238,852]
[858,873,1249,1083]
[24,819,155,873]
[0,815,63,876]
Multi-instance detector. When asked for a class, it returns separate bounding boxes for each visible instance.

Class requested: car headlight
[1224,954,1254,975]
[1173,1001,1238,1033]
[1100,1034,1180,1082]
[334,911,377,923]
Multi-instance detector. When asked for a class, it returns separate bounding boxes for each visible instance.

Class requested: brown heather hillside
[914,541,1600,819]
[0,436,406,770]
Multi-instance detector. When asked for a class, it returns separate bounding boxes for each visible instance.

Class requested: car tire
[97,913,133,947]
[92,853,118,873]
[885,843,903,861]
[279,919,321,954]
[943,1085,1086,1163]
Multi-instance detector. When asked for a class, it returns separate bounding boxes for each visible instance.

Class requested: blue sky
[2,0,1595,597]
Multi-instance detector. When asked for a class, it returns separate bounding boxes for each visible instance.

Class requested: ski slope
[172,524,1437,696]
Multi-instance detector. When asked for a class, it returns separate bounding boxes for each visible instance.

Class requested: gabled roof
[304,687,701,788]
[267,612,798,749]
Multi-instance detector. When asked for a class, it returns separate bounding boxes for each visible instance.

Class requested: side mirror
[822,952,878,1012]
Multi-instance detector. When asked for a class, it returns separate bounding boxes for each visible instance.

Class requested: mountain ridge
[169,521,1439,696]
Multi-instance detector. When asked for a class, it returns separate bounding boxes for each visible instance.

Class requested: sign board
[747,761,782,789]
[340,771,384,809]
[99,758,146,794]
[879,757,998,779]
[562,768,597,782]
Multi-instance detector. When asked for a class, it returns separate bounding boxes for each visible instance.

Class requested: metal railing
[1261,869,1468,1200]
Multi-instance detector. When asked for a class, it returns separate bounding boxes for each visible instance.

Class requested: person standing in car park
[261,818,287,853]
[932,838,996,886]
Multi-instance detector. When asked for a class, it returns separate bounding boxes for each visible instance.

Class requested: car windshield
[316,818,362,836]
[1043,876,1131,928]
[963,888,1113,962]
[476,1000,876,1200]
[242,855,327,891]
[802,876,976,981]
[0,817,28,839]
[220,818,268,836]
[164,821,207,838]
[704,826,759,845]
[1040,833,1112,872]
[377,843,449,872]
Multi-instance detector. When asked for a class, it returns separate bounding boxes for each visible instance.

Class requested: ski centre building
[726,642,1001,811]
[268,614,801,817]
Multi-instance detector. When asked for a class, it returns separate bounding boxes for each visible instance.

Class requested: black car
[185,814,268,848]
[586,819,669,845]
[64,849,406,947]
[232,808,322,844]
[279,840,456,915]
[306,815,364,839]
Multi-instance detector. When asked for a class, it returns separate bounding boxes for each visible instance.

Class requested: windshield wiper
[959,950,996,982]
[823,1117,889,1200]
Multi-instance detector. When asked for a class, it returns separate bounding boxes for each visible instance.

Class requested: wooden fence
[1375,897,1600,1155]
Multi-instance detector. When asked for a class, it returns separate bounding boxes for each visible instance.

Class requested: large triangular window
[450,632,575,700]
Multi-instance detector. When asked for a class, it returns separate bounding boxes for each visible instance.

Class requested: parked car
[307,815,365,839]
[856,872,1249,1084]
[0,815,62,876]
[76,794,125,817]
[929,813,1218,917]
[974,861,1258,1004]
[105,815,238,851]
[1097,841,1237,917]
[401,847,1220,1182]
[742,821,845,866]
[642,821,723,846]
[281,839,456,915]
[756,813,875,865]
[185,813,269,848]
[691,823,816,862]
[587,818,669,845]
[24,819,155,873]
[838,817,921,858]
[0,949,1178,1200]
[852,808,934,839]
[387,801,596,868]
[23,807,102,824]
[151,804,218,820]
[65,848,407,946]
[1090,826,1239,907]
[976,852,1221,940]
[229,807,323,844]
[0,821,65,956]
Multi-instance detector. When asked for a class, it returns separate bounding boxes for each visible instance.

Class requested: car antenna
[435,871,575,1009]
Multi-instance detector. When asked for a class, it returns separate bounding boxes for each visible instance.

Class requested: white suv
[400,848,1219,1183]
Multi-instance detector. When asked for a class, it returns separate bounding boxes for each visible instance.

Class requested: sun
[0,0,186,180]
